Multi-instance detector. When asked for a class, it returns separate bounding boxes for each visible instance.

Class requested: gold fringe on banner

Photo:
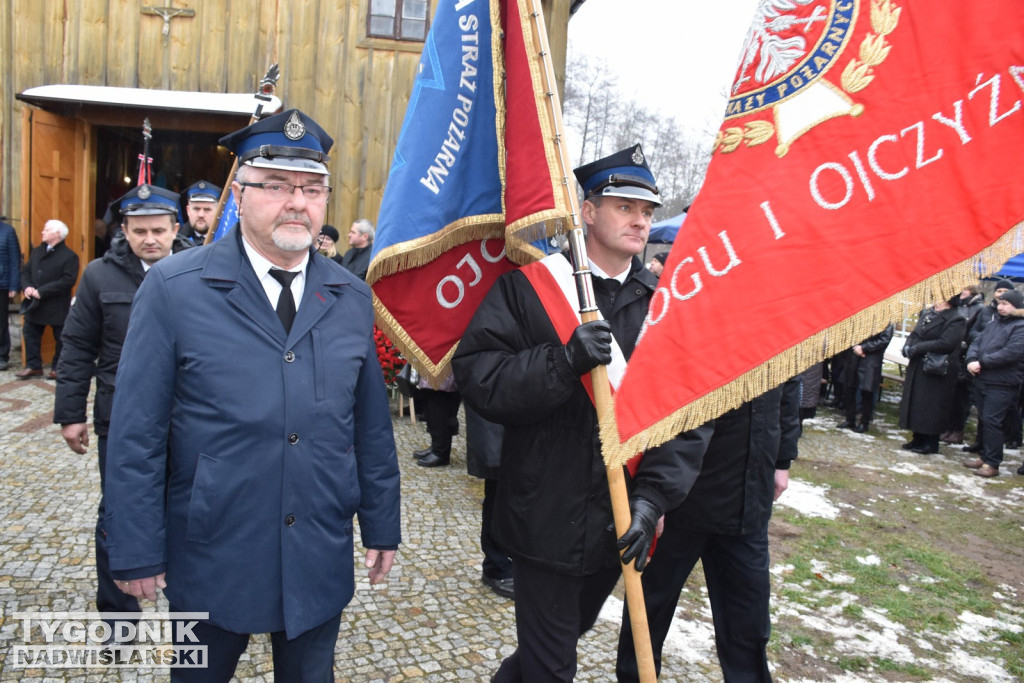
[600,220,1024,468]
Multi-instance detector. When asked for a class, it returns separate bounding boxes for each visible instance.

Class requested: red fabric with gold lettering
[610,1,1024,451]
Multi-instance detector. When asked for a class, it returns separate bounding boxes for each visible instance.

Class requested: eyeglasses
[240,182,332,202]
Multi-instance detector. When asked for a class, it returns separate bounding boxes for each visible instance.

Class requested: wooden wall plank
[76,0,108,85]
[198,0,230,93]
[106,0,139,87]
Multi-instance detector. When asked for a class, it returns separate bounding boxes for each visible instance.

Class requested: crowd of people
[820,281,1024,477]
[0,108,1021,682]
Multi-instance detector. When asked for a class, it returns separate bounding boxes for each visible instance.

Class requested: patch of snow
[946,646,1018,682]
[859,509,875,517]
[856,554,881,566]
[955,611,1023,639]
[888,462,943,478]
[776,480,840,519]
[944,474,1023,511]
[810,560,855,584]
[598,595,718,665]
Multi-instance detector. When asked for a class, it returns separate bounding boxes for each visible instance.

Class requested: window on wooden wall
[368,0,430,41]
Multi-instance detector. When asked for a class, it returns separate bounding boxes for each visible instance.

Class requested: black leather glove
[902,344,916,358]
[564,320,613,376]
[616,497,661,572]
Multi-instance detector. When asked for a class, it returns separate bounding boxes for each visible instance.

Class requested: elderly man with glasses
[103,109,401,681]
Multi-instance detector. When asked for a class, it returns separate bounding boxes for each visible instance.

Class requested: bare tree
[563,50,727,219]
[563,52,620,166]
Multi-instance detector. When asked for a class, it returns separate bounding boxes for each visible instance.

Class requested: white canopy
[18,85,282,115]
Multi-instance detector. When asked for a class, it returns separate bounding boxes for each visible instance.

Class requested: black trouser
[617,525,772,683]
[169,608,342,682]
[0,307,11,361]
[96,436,141,634]
[422,389,461,459]
[977,381,1018,468]
[481,478,512,580]
[844,386,876,426]
[947,375,974,432]
[22,320,62,370]
[492,561,621,682]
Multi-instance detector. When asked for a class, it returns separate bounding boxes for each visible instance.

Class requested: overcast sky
[567,0,759,140]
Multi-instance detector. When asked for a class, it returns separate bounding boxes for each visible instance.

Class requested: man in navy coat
[105,109,401,681]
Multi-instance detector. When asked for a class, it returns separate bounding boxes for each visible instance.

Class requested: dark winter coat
[177,223,209,247]
[452,255,712,577]
[967,300,998,348]
[797,363,824,410]
[666,377,801,536]
[465,404,503,480]
[21,240,79,326]
[54,234,193,435]
[898,307,966,434]
[340,244,371,280]
[0,220,20,292]
[838,324,894,393]
[104,227,400,637]
[966,308,1024,387]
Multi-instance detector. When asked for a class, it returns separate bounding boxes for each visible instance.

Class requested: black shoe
[852,424,868,433]
[413,447,432,460]
[1006,441,1022,449]
[963,443,982,453]
[482,574,514,599]
[911,445,938,455]
[1017,463,1024,476]
[901,441,918,450]
[416,452,450,467]
[0,359,8,371]
[837,420,855,429]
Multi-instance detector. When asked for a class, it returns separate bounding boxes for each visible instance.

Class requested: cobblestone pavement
[0,368,721,682]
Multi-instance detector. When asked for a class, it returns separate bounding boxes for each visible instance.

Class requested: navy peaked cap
[113,184,180,218]
[573,144,661,206]
[184,180,221,203]
[219,109,333,175]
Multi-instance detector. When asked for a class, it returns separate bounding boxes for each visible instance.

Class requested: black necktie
[268,269,298,333]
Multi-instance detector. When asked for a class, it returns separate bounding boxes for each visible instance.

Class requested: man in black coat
[0,217,21,370]
[339,218,373,280]
[836,324,894,433]
[453,145,712,682]
[53,183,189,642]
[963,289,1024,477]
[16,219,79,379]
[617,377,801,682]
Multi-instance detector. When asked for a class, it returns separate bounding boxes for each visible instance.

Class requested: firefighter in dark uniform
[453,145,712,682]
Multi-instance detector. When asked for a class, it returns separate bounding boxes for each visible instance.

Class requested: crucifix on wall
[141,3,195,46]
[141,3,196,89]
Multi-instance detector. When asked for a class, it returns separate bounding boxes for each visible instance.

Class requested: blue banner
[371,0,502,270]
[210,193,239,242]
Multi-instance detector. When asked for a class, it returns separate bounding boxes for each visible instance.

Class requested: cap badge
[631,146,644,164]
[197,181,207,189]
[138,185,151,199]
[284,111,305,141]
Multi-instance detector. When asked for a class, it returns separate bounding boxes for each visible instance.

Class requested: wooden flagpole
[523,2,658,680]
[204,64,280,245]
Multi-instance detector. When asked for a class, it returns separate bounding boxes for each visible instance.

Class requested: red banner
[603,0,1024,463]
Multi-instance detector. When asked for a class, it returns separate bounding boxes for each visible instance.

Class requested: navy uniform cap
[114,184,181,218]
[573,144,662,206]
[185,180,221,203]
[219,108,333,176]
